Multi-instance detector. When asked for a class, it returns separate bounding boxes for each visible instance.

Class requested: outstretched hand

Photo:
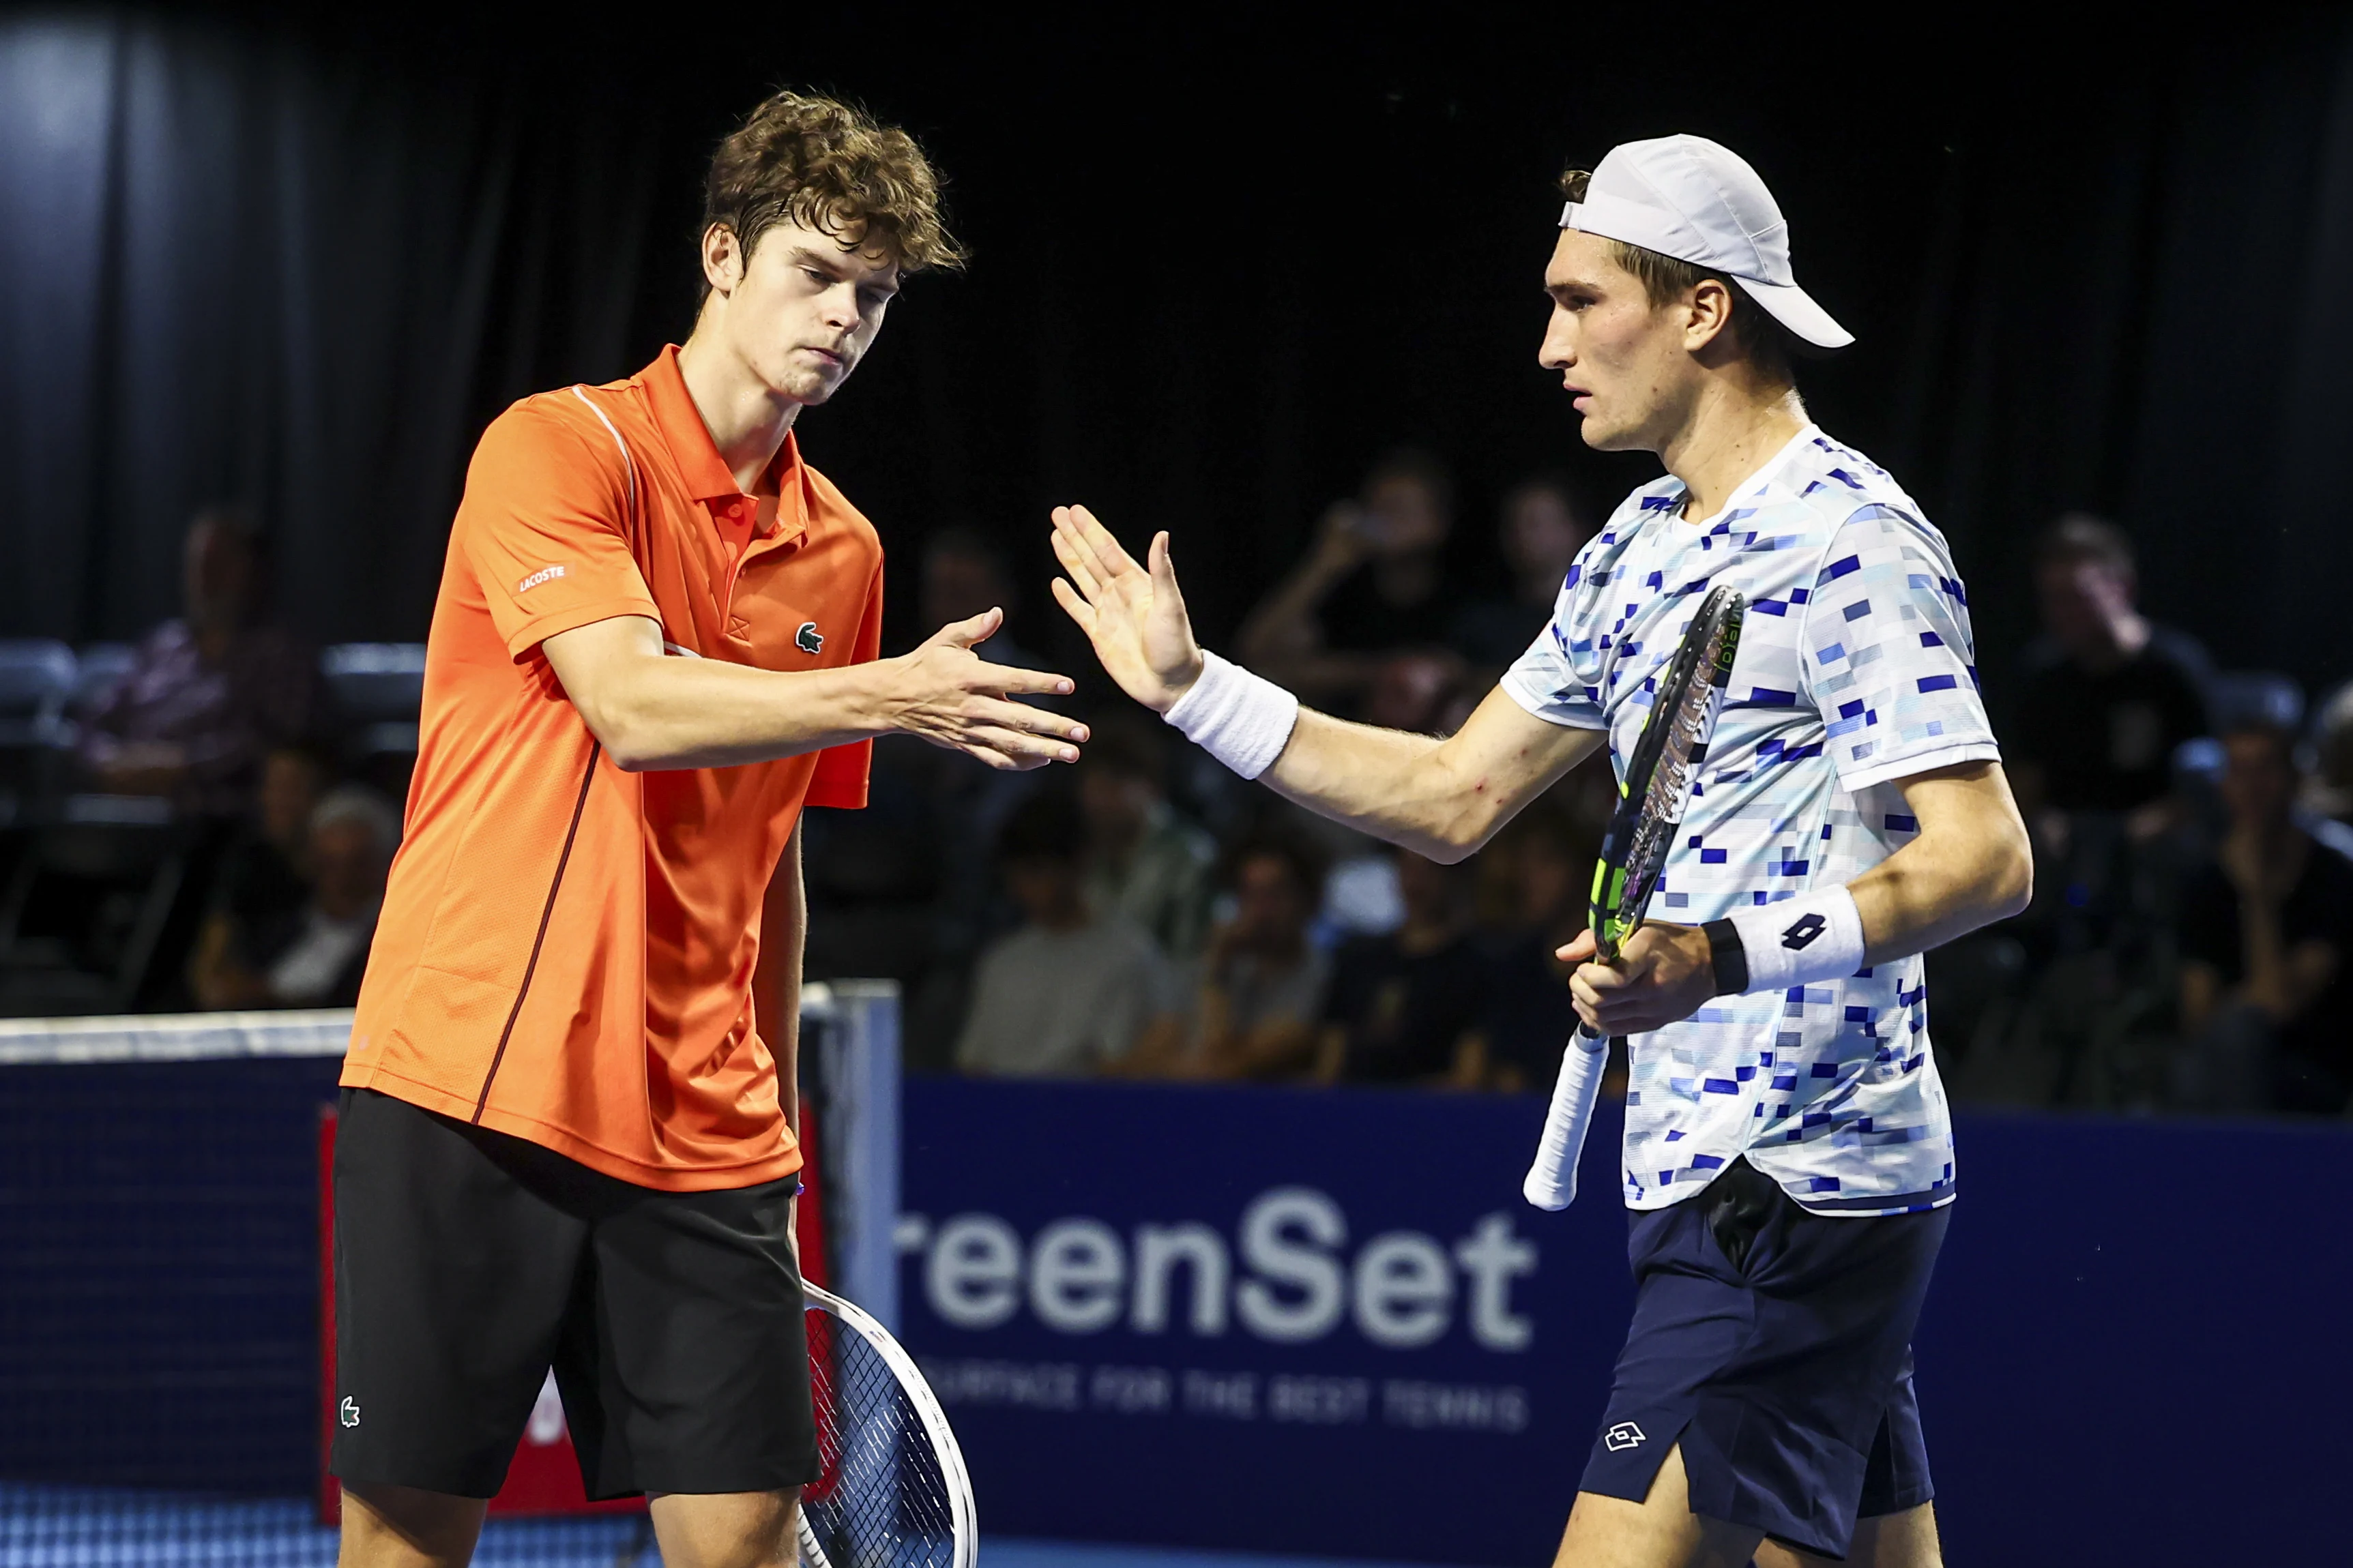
[1049,505,1205,713]
[889,608,1089,772]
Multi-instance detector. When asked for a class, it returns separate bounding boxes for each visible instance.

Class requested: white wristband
[1161,651,1300,780]
[1711,885,1867,996]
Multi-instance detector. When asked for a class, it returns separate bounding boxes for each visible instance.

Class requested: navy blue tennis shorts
[1579,1156,1949,1559]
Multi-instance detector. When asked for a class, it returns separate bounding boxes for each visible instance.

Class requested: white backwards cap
[1561,133,1853,350]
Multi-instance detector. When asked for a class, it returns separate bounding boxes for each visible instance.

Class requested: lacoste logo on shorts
[517,564,567,594]
[1781,913,1828,949]
[339,1396,361,1429]
[1603,1420,1646,1452]
[796,621,823,655]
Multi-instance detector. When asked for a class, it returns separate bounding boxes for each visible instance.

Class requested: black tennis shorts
[329,1087,818,1500]
[1579,1157,1948,1560]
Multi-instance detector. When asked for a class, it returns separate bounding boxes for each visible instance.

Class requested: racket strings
[804,1309,959,1568]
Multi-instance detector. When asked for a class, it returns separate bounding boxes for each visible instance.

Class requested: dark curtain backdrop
[3,6,2350,708]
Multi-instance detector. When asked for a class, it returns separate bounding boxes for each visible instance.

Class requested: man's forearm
[1260,709,1470,857]
[1257,690,1604,863]
[577,653,898,771]
[1849,840,2029,964]
[1849,767,2033,965]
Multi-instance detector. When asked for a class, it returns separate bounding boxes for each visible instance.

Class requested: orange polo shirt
[343,346,882,1190]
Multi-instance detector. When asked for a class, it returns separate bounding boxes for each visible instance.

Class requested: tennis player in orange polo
[329,91,1084,1568]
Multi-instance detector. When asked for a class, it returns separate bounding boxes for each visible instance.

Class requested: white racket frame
[798,1280,978,1568]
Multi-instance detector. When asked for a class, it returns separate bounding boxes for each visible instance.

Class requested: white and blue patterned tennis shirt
[1501,426,2001,1217]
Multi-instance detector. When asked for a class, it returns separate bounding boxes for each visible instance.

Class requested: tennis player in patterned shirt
[1051,135,2031,1568]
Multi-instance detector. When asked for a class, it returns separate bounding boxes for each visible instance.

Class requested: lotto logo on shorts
[1603,1420,1646,1451]
[517,564,567,594]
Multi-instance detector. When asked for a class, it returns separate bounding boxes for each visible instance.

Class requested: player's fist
[1564,923,1715,1037]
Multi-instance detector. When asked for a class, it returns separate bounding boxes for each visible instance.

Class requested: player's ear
[701,224,744,295]
[1684,278,1736,353]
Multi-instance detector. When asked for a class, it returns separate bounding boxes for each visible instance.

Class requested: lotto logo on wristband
[1781,913,1828,949]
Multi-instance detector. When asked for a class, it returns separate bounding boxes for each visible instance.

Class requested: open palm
[1049,505,1203,713]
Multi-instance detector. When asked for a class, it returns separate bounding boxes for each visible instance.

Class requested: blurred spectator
[922,523,1055,679]
[2175,723,2353,1114]
[1076,711,1216,957]
[1468,801,1601,1093]
[2305,681,2353,832]
[1317,847,1487,1086]
[1450,475,1596,668]
[1236,448,1456,711]
[188,783,394,1009]
[1126,832,1331,1080]
[955,790,1178,1076]
[2011,514,2212,840]
[1363,649,1470,735]
[76,506,333,817]
[191,743,330,970]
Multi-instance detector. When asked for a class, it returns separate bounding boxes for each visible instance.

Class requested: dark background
[4,5,2351,713]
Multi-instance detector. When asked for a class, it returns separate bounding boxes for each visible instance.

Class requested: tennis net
[0,989,900,1567]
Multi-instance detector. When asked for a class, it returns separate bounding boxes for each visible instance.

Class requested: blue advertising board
[900,1078,2351,1567]
[897,1078,1625,1565]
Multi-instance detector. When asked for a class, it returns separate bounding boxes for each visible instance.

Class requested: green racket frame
[1588,585,1747,967]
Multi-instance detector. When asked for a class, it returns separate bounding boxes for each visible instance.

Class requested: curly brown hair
[1558,168,1796,383]
[703,89,965,285]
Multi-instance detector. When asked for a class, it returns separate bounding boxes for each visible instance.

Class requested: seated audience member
[1450,474,1596,668]
[1077,711,1217,958]
[2176,722,2353,1114]
[188,784,396,1009]
[1317,847,1487,1086]
[1468,803,1598,1093]
[192,744,331,969]
[956,791,1178,1077]
[77,506,333,817]
[2011,514,2212,841]
[1236,448,1457,711]
[1127,833,1332,1080]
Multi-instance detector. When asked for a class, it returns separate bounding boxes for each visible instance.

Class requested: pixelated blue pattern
[1499,427,1999,1217]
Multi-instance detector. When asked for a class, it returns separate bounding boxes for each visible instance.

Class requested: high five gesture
[1047,505,1204,713]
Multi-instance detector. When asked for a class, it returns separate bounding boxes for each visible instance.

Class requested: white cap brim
[1733,275,1854,350]
[1563,196,1854,350]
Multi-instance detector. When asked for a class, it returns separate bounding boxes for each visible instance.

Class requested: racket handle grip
[1523,1033,1610,1211]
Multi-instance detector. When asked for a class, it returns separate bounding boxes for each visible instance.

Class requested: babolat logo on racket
[1781,913,1828,949]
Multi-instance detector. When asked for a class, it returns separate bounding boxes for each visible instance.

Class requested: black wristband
[1702,918,1748,996]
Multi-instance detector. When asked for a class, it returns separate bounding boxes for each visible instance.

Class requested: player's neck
[1659,382,1808,525]
[676,330,802,495]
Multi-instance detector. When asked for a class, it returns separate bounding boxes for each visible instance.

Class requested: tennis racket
[798,1281,978,1568]
[1524,585,1744,1210]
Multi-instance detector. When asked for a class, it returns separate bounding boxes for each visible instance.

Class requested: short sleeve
[456,401,662,660]
[1499,590,1607,730]
[805,560,885,810]
[1798,507,2002,793]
